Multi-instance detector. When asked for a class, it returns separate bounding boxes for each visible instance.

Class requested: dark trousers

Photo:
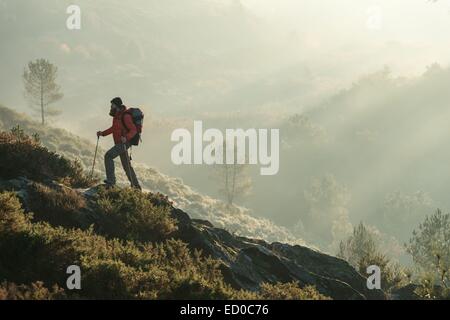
[104,143,140,188]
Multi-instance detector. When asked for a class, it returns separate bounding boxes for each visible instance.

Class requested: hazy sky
[2,0,450,117]
[242,0,450,76]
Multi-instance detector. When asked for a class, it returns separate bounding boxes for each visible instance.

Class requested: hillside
[0,0,276,117]
[0,105,305,246]
[238,65,450,252]
[0,116,385,300]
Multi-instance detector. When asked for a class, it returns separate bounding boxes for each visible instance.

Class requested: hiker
[97,97,142,190]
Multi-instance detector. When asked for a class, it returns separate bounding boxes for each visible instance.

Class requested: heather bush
[0,281,66,300]
[93,187,177,242]
[258,282,331,300]
[27,182,86,228]
[0,191,30,234]
[338,222,409,292]
[0,128,95,188]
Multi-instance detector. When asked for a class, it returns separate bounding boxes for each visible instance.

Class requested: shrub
[60,159,99,189]
[93,187,177,242]
[0,128,96,188]
[338,222,409,292]
[0,281,66,300]
[414,271,450,300]
[357,251,409,292]
[258,282,331,300]
[147,192,173,207]
[0,191,31,234]
[26,182,86,228]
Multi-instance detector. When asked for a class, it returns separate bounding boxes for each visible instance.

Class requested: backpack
[122,107,144,146]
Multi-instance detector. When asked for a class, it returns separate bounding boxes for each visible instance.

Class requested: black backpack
[122,108,144,146]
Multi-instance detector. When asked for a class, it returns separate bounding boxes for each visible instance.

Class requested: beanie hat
[111,97,123,107]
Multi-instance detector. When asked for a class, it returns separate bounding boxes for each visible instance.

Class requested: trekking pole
[90,136,100,179]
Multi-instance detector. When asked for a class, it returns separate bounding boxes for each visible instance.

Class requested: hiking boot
[102,180,115,189]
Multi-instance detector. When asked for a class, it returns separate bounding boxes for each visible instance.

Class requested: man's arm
[102,127,113,137]
[123,114,137,141]
[101,127,113,136]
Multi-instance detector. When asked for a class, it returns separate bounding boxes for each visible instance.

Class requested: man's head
[109,97,124,116]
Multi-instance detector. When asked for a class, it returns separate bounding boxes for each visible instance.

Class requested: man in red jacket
[97,97,141,190]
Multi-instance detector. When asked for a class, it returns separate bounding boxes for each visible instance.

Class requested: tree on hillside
[338,222,409,292]
[380,191,433,242]
[406,209,450,298]
[407,209,450,270]
[212,142,252,206]
[338,222,378,268]
[23,59,63,125]
[297,174,352,249]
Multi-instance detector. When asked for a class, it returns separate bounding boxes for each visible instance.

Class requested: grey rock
[171,208,386,300]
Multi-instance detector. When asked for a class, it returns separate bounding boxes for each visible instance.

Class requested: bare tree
[212,142,252,206]
[23,58,63,125]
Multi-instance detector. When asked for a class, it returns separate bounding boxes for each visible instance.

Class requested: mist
[2,0,450,259]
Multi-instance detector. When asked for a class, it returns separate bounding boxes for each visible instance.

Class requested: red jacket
[101,107,137,144]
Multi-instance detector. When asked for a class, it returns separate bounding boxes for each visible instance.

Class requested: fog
[2,0,450,258]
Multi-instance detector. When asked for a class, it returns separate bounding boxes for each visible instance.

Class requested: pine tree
[212,142,252,206]
[23,59,63,125]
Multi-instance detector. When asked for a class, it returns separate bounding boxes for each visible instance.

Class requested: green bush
[27,182,86,228]
[0,128,96,188]
[258,282,331,300]
[414,271,450,300]
[0,281,66,300]
[338,222,409,292]
[93,187,177,242]
[147,192,173,207]
[0,192,30,234]
[357,251,409,292]
[60,159,99,189]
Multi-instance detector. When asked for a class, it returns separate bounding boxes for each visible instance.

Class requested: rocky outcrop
[170,207,385,300]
